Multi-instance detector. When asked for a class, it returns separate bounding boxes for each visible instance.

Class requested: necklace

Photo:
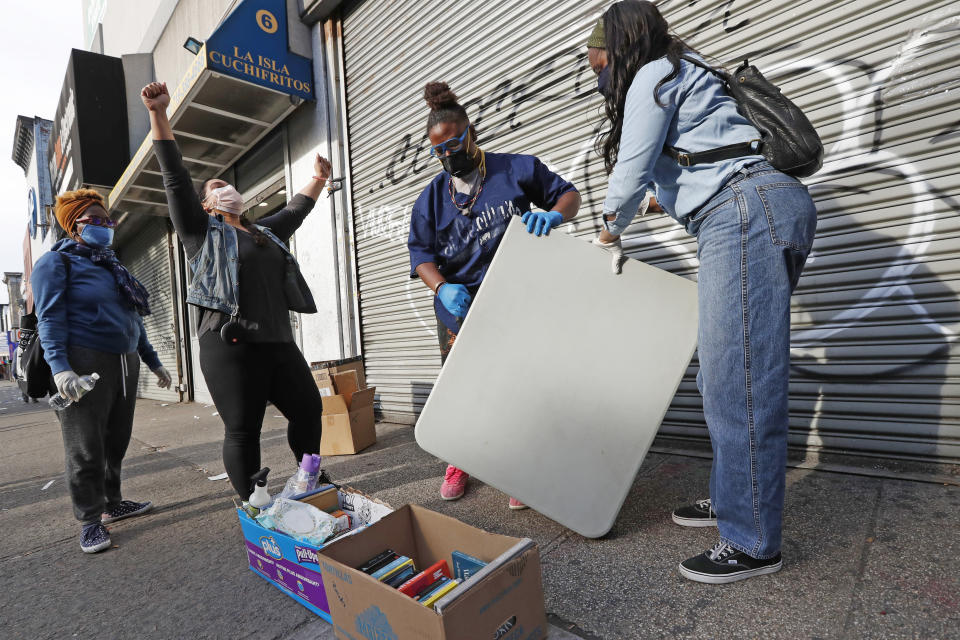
[447,149,486,216]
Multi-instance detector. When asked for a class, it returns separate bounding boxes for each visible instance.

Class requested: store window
[236,130,283,195]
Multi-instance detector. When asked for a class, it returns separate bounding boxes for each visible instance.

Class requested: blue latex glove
[521,210,564,237]
[437,283,472,316]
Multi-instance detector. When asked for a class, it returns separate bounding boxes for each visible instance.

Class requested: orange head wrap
[55,188,106,235]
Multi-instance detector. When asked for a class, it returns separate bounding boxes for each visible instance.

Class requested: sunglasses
[77,217,118,228]
[429,127,470,157]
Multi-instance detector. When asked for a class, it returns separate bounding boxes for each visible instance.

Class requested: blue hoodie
[31,239,162,375]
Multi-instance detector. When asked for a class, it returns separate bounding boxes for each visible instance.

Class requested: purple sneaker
[102,500,153,524]
[80,523,111,554]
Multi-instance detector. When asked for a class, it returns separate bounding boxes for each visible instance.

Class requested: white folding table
[415,218,698,538]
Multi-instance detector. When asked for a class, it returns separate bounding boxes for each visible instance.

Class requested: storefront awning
[108,0,314,216]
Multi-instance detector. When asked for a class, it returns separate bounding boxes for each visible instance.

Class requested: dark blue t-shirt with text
[408,152,576,334]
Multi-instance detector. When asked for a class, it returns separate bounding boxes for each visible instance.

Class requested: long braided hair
[597,0,700,174]
[199,179,268,246]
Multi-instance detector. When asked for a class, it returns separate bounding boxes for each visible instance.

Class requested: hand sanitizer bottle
[279,454,322,499]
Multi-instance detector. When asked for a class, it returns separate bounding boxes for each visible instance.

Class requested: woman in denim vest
[141,82,330,500]
[588,1,817,583]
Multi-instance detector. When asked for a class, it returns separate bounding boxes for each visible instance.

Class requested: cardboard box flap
[313,371,336,398]
[408,504,518,567]
[332,370,360,402]
[441,545,545,639]
[434,538,536,613]
[322,394,349,415]
[348,387,375,411]
[312,358,367,390]
[331,360,367,389]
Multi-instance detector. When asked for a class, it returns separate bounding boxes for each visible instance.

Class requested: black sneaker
[672,498,717,527]
[80,523,112,554]
[102,500,153,524]
[679,541,782,584]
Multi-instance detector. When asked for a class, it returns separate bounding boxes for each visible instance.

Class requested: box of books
[315,504,547,640]
[236,486,393,621]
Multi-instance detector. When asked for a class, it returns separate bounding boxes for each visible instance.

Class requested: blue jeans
[686,162,817,559]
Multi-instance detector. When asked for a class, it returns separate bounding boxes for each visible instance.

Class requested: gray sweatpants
[55,346,140,524]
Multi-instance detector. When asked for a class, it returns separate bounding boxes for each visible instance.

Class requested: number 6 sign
[256,9,278,34]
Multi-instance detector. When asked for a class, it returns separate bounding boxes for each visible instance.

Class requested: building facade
[29,0,957,465]
[11,116,56,314]
[2,273,24,329]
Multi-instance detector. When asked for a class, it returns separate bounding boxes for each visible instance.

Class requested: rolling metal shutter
[121,218,181,402]
[342,0,960,463]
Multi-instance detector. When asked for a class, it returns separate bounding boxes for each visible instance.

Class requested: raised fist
[141,82,170,112]
[314,154,332,182]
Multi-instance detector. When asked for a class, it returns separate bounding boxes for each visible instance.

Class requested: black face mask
[440,147,477,178]
[597,65,612,99]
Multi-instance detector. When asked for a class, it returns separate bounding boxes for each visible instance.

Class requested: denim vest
[185,216,316,316]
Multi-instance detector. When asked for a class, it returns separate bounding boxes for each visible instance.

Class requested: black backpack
[17,252,70,398]
[665,56,823,179]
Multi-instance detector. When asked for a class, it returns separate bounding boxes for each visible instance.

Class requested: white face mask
[206,185,243,215]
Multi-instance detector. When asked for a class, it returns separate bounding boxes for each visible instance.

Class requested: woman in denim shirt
[589,1,817,583]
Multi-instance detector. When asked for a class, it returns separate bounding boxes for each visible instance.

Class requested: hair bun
[424,82,459,111]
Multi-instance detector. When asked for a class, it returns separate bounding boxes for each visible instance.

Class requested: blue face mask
[597,65,612,99]
[80,225,114,248]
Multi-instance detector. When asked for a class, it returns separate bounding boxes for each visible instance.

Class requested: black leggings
[199,333,323,499]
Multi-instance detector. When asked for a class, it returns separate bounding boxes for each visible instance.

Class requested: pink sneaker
[440,465,468,500]
[508,498,529,510]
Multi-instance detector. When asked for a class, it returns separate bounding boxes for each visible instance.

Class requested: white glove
[153,366,172,389]
[592,236,626,275]
[54,370,83,401]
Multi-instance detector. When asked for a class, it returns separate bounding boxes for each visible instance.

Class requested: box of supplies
[237,487,392,621]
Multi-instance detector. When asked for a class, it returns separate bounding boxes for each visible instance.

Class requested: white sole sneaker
[678,559,782,584]
[81,538,112,554]
[671,513,718,527]
[101,501,153,524]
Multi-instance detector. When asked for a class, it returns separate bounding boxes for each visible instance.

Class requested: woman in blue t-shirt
[588,1,817,584]
[408,81,581,508]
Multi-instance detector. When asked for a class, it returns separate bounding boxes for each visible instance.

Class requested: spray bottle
[247,467,272,515]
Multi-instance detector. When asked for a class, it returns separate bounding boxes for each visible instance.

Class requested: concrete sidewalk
[1,380,957,639]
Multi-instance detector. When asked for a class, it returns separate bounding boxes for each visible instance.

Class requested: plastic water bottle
[279,453,322,499]
[49,373,100,410]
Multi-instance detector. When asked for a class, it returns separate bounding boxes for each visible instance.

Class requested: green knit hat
[586,18,605,49]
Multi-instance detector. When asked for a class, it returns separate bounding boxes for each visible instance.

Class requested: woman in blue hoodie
[32,189,172,554]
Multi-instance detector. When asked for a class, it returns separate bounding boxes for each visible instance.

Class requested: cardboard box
[312,357,367,390]
[332,371,360,402]
[237,487,392,621]
[316,505,548,640]
[314,371,337,398]
[320,387,376,455]
[312,357,377,455]
[299,485,340,513]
